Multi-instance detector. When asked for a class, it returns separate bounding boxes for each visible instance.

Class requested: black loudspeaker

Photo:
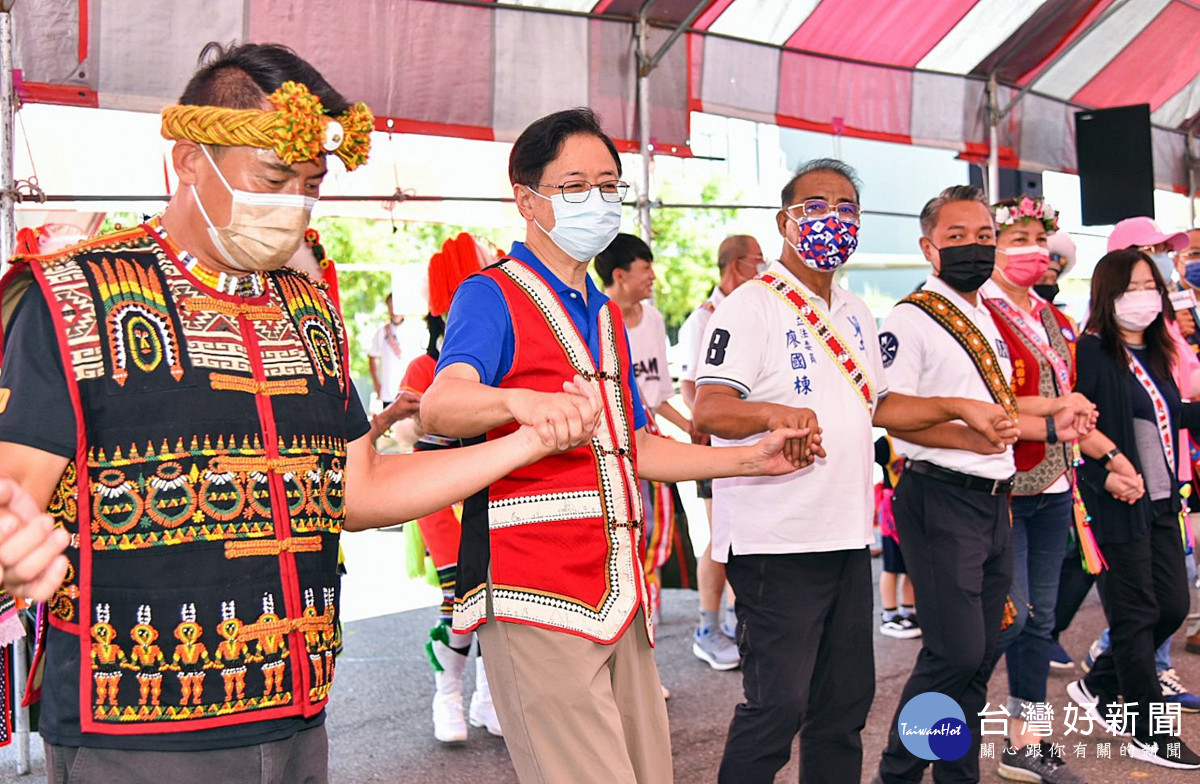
[1075,104,1154,226]
[970,167,1043,200]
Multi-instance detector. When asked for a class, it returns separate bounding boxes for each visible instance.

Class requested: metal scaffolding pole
[0,2,30,775]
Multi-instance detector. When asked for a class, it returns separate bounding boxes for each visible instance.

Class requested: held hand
[957,428,1010,455]
[1053,393,1098,439]
[509,377,601,451]
[766,407,825,468]
[687,421,711,446]
[746,428,815,475]
[957,400,1017,448]
[0,478,70,602]
[1104,470,1145,505]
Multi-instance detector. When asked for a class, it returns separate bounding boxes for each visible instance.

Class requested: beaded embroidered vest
[1,224,349,735]
[454,258,650,645]
[985,299,1077,496]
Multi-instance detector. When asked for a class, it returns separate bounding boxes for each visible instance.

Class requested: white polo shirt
[980,278,1069,493]
[626,303,675,411]
[880,275,1016,480]
[678,285,726,383]
[697,262,884,560]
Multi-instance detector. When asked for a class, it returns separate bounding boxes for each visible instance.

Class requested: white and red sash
[987,297,1071,393]
[755,273,875,412]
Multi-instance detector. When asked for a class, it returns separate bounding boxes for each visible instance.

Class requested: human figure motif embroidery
[123,605,167,709]
[214,601,249,704]
[90,603,125,708]
[170,603,209,707]
[244,594,290,699]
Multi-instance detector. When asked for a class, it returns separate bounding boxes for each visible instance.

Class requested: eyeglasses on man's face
[785,198,861,224]
[536,180,629,203]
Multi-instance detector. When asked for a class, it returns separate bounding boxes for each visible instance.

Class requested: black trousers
[1085,502,1189,742]
[1052,530,1095,642]
[719,548,874,784]
[878,469,1013,784]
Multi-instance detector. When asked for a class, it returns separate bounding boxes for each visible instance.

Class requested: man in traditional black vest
[0,43,600,784]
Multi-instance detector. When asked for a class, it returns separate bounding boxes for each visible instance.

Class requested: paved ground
[6,556,1200,783]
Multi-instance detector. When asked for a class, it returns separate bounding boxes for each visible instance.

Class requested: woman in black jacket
[1068,248,1200,770]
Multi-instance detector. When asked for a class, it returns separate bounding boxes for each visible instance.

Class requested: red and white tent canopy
[12,0,1200,190]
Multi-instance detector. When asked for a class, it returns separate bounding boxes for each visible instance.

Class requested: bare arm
[0,442,73,601]
[347,376,602,530]
[692,384,824,467]
[653,400,691,434]
[422,363,603,450]
[874,393,1015,446]
[635,427,806,484]
[682,379,697,410]
[368,356,382,399]
[888,423,1007,454]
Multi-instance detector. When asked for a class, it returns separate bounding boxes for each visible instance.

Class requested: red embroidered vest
[985,299,1077,495]
[453,258,650,644]
[0,224,350,739]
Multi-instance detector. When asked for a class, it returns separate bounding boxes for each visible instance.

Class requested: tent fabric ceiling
[10,0,1200,190]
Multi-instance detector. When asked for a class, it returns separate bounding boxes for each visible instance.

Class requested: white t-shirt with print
[626,303,675,411]
[697,262,885,560]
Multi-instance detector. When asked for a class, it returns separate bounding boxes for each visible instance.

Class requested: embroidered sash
[986,298,1071,394]
[756,273,875,412]
[383,325,402,359]
[901,290,1017,418]
[1129,352,1175,472]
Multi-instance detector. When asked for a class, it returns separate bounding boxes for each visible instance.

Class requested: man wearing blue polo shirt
[421,108,811,784]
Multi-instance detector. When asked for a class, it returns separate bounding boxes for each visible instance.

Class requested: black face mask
[936,243,996,293]
[1033,283,1060,303]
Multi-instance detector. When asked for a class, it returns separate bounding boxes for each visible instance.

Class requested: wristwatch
[1044,416,1058,445]
[1101,447,1122,467]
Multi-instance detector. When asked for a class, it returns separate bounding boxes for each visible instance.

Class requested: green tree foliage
[310,216,504,379]
[640,178,739,340]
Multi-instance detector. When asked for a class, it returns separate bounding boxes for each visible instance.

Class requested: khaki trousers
[478,607,672,784]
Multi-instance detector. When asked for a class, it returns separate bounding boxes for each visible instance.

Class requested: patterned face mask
[787,215,859,271]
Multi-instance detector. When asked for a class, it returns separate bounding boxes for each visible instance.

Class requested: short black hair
[595,233,652,288]
[509,108,622,187]
[781,158,862,208]
[919,185,990,238]
[179,42,350,116]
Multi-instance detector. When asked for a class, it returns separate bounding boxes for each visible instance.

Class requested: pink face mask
[1114,289,1164,331]
[1000,245,1051,289]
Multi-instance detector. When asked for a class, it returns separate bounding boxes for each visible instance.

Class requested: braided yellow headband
[161,81,373,171]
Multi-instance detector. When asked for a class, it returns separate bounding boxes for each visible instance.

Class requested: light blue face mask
[1150,252,1175,283]
[526,186,623,262]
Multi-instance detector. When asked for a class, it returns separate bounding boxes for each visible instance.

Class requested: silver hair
[919,185,990,238]
[780,158,863,208]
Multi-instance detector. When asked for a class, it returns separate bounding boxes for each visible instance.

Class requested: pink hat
[1106,216,1189,253]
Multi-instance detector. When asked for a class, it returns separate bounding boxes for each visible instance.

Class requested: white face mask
[1114,289,1164,332]
[193,146,317,272]
[526,186,623,262]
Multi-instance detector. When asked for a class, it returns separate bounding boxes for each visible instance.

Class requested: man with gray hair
[677,233,764,670]
[694,166,1019,783]
[873,185,1095,784]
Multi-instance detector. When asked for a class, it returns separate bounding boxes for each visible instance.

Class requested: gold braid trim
[180,296,283,321]
[224,535,323,559]
[214,455,320,474]
[209,373,309,396]
[160,81,373,171]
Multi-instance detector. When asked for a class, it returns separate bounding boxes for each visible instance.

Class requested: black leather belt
[907,459,1015,496]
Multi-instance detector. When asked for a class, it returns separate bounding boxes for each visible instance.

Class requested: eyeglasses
[786,198,861,224]
[536,180,629,203]
[1175,249,1200,263]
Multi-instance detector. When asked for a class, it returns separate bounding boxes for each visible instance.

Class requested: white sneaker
[431,640,468,743]
[468,657,502,736]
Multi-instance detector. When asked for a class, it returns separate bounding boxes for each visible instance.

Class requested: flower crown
[993,196,1059,234]
[161,81,373,171]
